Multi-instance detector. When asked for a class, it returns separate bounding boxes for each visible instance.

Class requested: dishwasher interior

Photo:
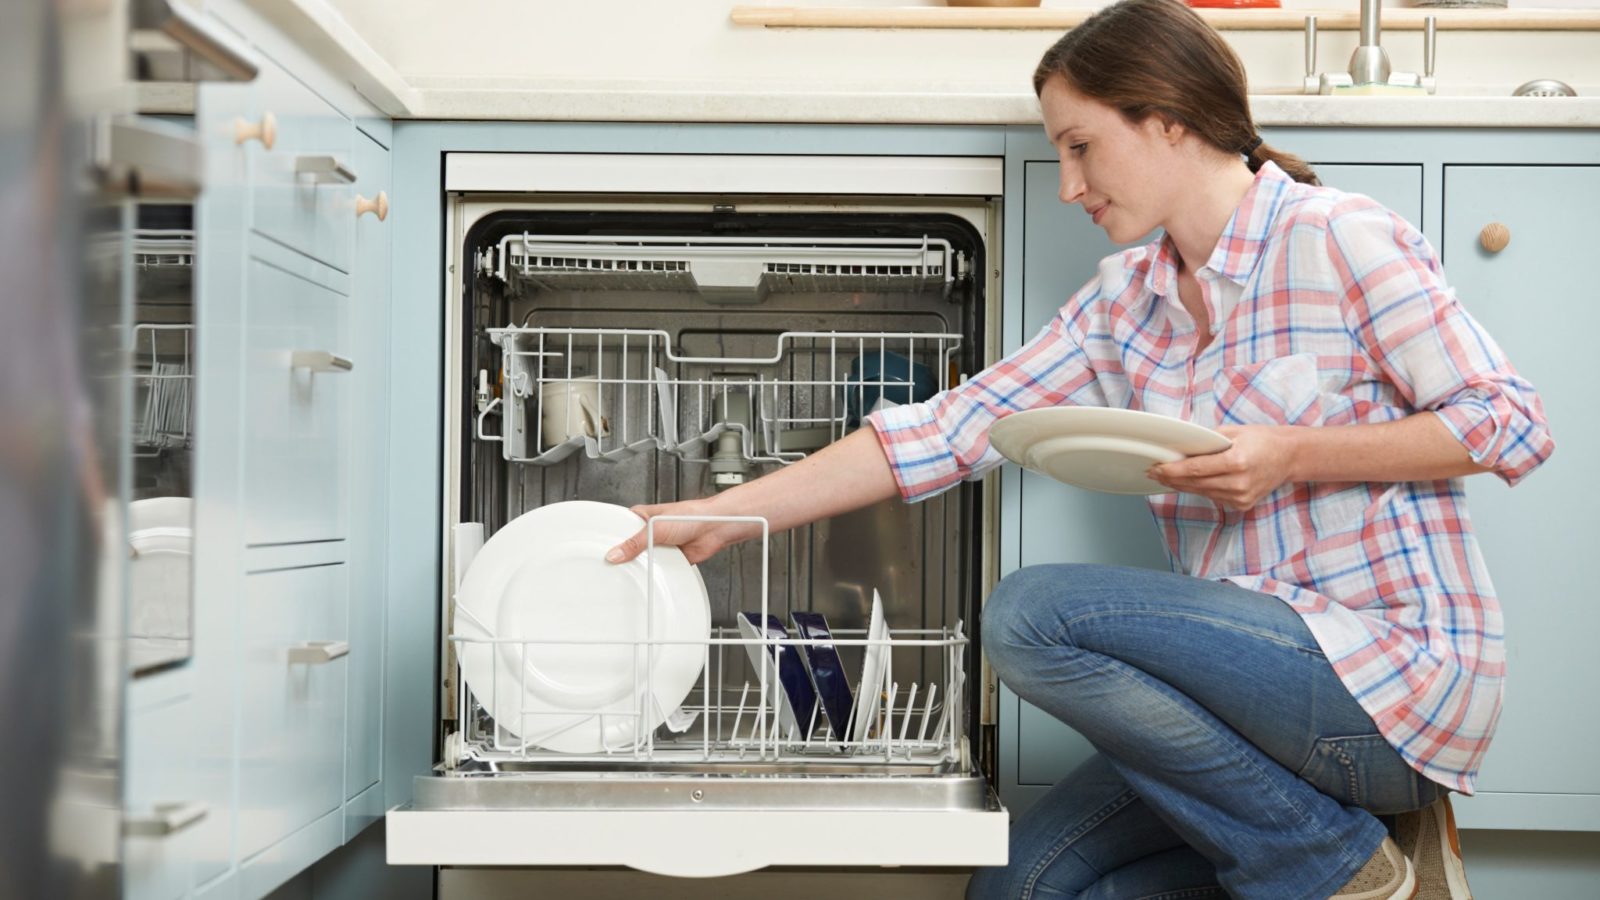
[428,196,1002,826]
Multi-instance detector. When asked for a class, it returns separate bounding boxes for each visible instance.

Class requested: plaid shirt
[867,162,1554,793]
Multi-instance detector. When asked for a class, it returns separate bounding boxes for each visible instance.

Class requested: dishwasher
[387,153,1010,877]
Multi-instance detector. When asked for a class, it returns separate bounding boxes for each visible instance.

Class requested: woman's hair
[1033,0,1319,186]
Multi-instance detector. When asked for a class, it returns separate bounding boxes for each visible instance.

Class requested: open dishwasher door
[389,155,1007,875]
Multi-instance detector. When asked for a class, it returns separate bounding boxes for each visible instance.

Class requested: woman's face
[1039,75,1178,244]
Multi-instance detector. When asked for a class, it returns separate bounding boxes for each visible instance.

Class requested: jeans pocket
[1297,733,1425,814]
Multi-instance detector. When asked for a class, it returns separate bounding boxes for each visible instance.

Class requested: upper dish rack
[133,227,195,269]
[475,326,963,473]
[131,323,193,454]
[481,233,961,301]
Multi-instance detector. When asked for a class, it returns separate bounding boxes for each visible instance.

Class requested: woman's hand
[605,498,762,566]
[1147,425,1301,511]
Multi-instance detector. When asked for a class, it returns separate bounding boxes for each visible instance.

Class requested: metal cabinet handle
[234,111,277,150]
[1479,222,1511,254]
[93,115,201,199]
[288,640,350,664]
[356,191,389,221]
[290,351,354,373]
[125,801,209,837]
[295,155,358,185]
[141,0,259,82]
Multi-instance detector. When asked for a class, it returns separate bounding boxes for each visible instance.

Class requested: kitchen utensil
[539,377,610,450]
[454,501,710,752]
[1513,79,1577,97]
[737,612,818,740]
[988,406,1232,495]
[845,350,936,425]
[790,612,856,741]
[851,591,891,744]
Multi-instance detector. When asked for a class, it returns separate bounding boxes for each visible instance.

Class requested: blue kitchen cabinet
[1441,165,1600,832]
[999,130,1424,811]
[187,13,398,896]
[343,127,394,841]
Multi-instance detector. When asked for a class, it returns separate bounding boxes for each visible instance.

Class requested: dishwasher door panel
[386,804,1006,876]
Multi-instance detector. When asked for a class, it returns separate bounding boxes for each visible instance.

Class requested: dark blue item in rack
[790,611,856,741]
[737,612,818,741]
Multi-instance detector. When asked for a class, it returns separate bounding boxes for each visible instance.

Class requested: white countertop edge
[244,0,420,116]
[405,87,1600,128]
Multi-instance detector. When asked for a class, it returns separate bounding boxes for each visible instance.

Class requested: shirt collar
[1142,160,1294,298]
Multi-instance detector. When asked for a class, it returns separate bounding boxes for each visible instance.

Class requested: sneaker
[1331,836,1417,899]
[1396,796,1473,899]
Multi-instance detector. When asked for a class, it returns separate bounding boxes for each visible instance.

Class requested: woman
[607,0,1552,896]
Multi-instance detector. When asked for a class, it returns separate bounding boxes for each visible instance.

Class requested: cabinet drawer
[247,56,354,272]
[238,564,349,860]
[242,255,349,546]
[125,680,204,900]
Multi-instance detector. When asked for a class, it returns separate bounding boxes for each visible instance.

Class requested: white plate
[989,407,1232,495]
[851,590,890,744]
[455,501,710,753]
[129,495,192,531]
[127,498,193,642]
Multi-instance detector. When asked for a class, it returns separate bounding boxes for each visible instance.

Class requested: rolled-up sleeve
[1327,197,1555,485]
[866,303,1104,503]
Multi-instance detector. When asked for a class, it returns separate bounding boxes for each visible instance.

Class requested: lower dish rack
[388,514,1007,876]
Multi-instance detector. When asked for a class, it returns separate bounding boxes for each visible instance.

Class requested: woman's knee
[982,564,1083,677]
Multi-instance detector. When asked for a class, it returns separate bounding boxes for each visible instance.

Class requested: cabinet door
[1442,166,1600,812]
[238,563,349,859]
[241,254,350,546]
[1003,160,1425,802]
[191,63,254,889]
[248,56,355,272]
[124,679,204,900]
[344,131,392,834]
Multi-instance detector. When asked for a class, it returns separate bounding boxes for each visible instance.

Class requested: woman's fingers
[607,505,717,564]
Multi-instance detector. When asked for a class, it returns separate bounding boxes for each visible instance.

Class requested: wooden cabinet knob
[356,191,389,222]
[1479,222,1510,254]
[233,111,277,150]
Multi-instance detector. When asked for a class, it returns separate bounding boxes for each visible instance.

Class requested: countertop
[398,78,1600,127]
[213,0,1600,127]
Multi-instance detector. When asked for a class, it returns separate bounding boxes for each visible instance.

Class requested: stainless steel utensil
[1513,79,1578,98]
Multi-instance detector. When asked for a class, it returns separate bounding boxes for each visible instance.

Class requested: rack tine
[730,682,751,751]
[898,683,919,745]
[882,683,898,758]
[917,684,938,744]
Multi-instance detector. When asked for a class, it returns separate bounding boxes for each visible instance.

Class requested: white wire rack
[446,515,968,769]
[475,327,962,469]
[133,227,194,269]
[485,233,958,299]
[131,323,193,454]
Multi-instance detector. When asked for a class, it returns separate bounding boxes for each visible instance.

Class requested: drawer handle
[290,351,354,373]
[356,191,389,221]
[295,154,358,185]
[1479,222,1510,254]
[233,111,276,150]
[288,640,350,664]
[125,801,209,837]
[148,0,260,82]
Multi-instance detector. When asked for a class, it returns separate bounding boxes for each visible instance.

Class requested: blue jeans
[967,564,1441,900]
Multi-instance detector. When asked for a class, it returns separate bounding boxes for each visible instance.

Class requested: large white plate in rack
[455,501,710,753]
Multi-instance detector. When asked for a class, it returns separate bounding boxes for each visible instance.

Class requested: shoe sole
[1435,797,1472,900]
